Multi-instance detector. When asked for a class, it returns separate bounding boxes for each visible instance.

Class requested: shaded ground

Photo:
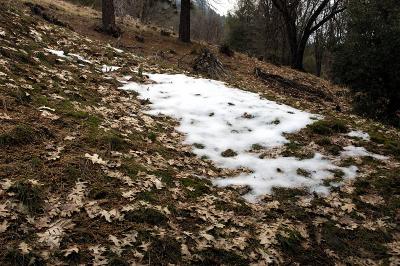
[0,0,399,265]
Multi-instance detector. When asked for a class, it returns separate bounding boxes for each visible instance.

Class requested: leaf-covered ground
[0,1,399,265]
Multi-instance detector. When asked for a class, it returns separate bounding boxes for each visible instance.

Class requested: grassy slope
[0,0,399,265]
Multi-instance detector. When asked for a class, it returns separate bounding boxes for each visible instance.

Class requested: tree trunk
[179,0,191,43]
[314,30,324,77]
[102,0,115,31]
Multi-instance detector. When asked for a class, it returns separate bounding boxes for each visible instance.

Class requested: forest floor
[0,0,399,265]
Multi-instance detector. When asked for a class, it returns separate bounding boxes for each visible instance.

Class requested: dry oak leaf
[85,153,108,165]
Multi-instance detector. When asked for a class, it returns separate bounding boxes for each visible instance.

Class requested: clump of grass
[8,181,43,213]
[308,119,349,135]
[0,124,35,146]
[124,208,168,225]
[221,149,237,157]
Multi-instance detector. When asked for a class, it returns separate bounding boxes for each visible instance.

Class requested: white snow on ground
[107,44,123,53]
[348,130,370,141]
[122,73,364,201]
[45,48,67,58]
[44,49,92,64]
[102,65,121,73]
[341,146,388,160]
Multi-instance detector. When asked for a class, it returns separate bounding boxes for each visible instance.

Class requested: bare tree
[179,0,191,42]
[271,0,346,70]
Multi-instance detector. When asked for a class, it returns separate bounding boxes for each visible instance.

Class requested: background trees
[333,0,400,126]
[270,0,346,70]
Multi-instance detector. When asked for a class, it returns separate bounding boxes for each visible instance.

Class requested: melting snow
[44,49,92,64]
[341,146,388,160]
[122,74,362,201]
[102,65,121,73]
[348,130,370,141]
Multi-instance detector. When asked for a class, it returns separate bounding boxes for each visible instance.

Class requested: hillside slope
[0,0,399,265]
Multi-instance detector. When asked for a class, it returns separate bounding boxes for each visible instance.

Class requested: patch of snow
[44,49,92,64]
[0,29,6,37]
[122,73,362,201]
[69,53,92,64]
[341,146,388,160]
[108,44,123,53]
[45,49,67,58]
[113,47,124,53]
[102,65,121,73]
[348,130,370,141]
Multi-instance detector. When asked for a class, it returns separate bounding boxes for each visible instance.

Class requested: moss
[144,237,182,265]
[251,143,263,150]
[193,143,205,149]
[308,119,348,135]
[8,88,31,104]
[5,248,45,266]
[221,149,237,157]
[281,141,314,159]
[107,255,129,266]
[102,133,127,151]
[192,248,249,266]
[89,185,119,200]
[296,168,311,177]
[321,221,391,259]
[8,181,43,213]
[153,169,175,186]
[215,200,253,216]
[316,137,332,146]
[272,187,308,201]
[121,160,146,177]
[0,124,36,146]
[30,156,43,169]
[147,132,157,142]
[326,144,342,155]
[277,229,303,255]
[136,191,157,203]
[181,178,211,198]
[124,208,168,225]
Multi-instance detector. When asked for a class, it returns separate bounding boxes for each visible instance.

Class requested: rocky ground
[0,0,399,265]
